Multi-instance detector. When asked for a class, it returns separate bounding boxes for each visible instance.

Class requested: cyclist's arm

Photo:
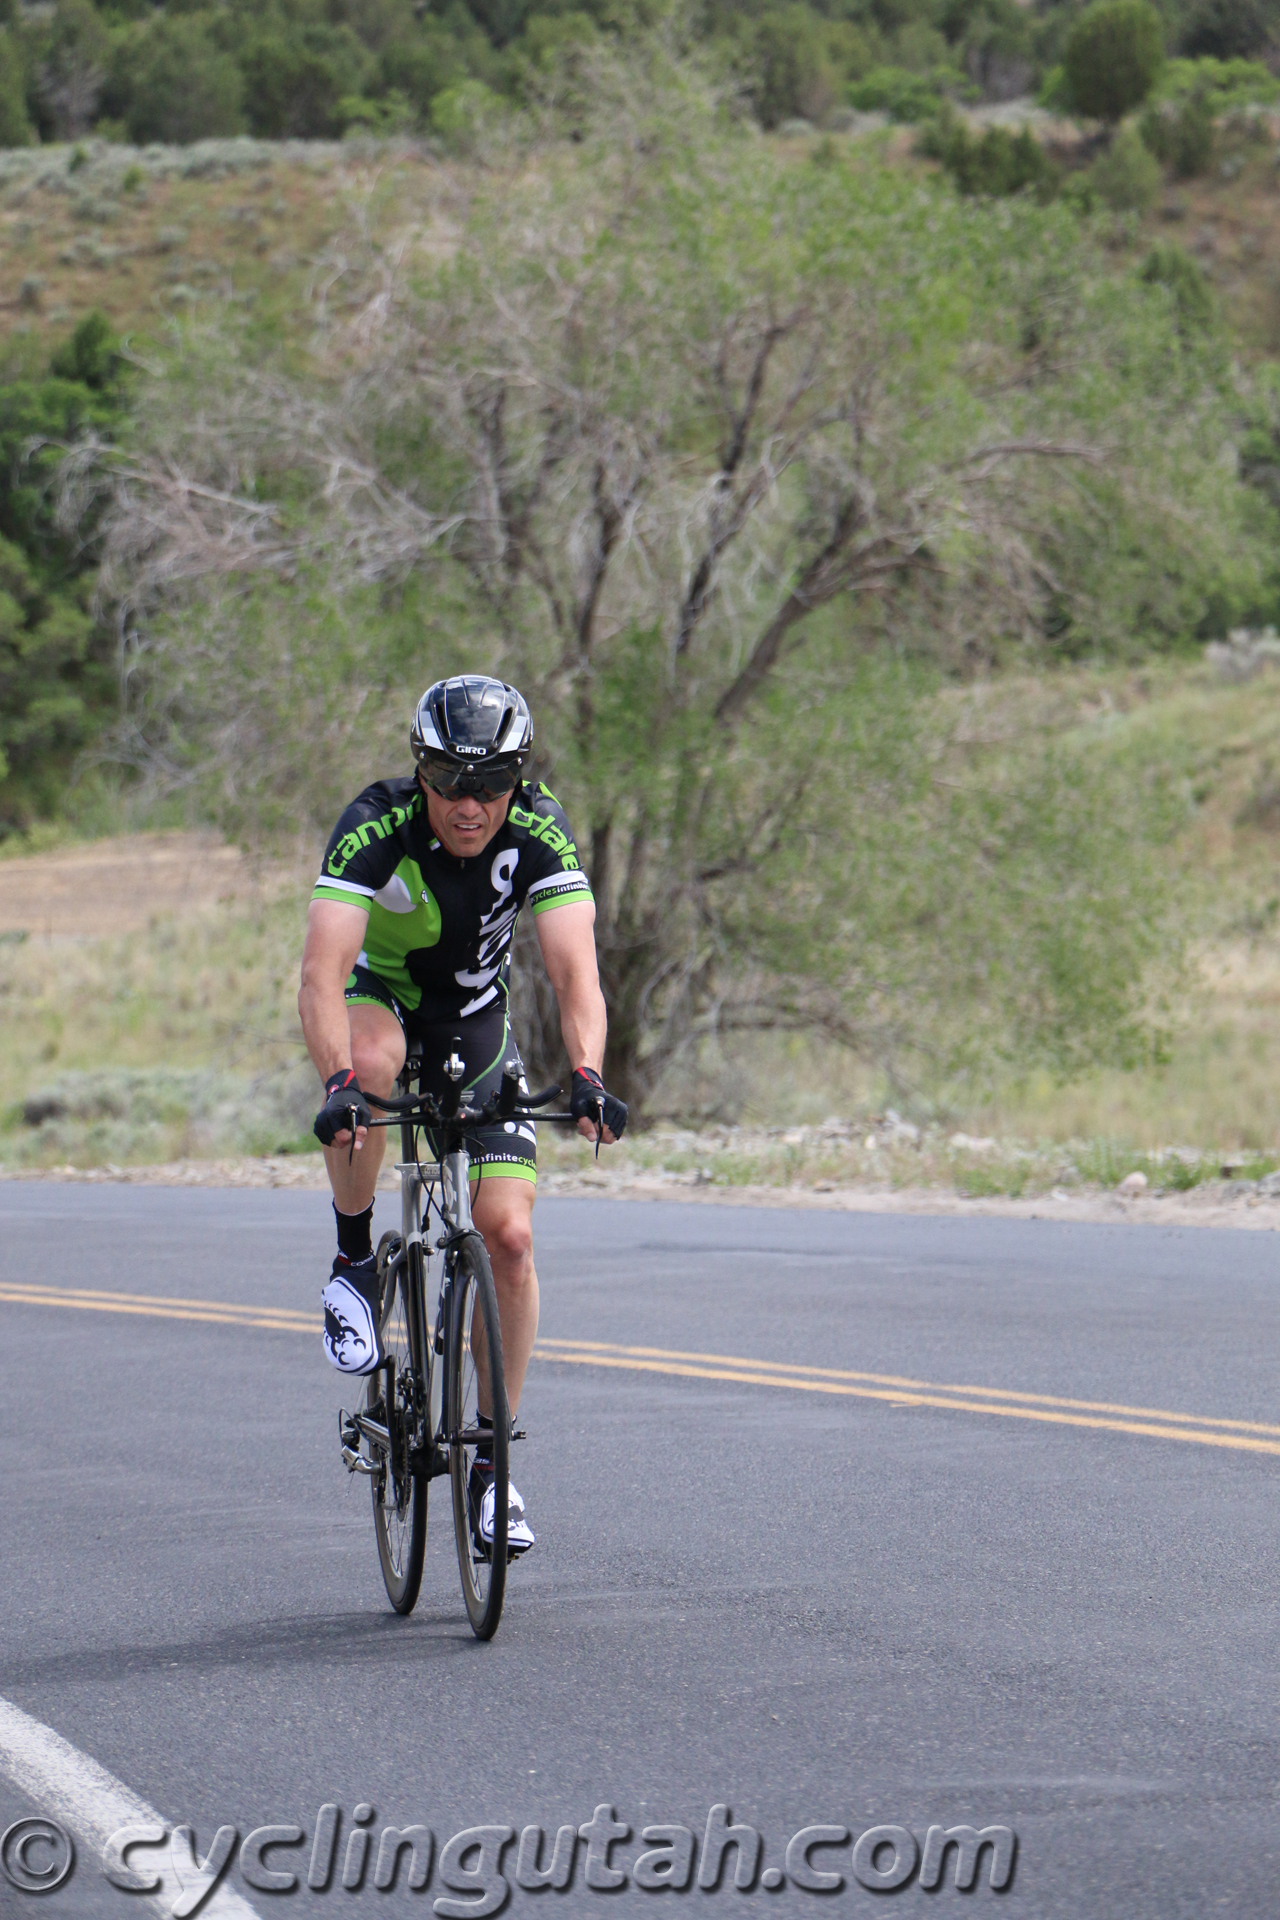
[535,900,618,1144]
[299,898,369,1082]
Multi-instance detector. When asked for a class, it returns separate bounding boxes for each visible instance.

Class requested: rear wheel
[371,1230,427,1615]
[447,1232,509,1641]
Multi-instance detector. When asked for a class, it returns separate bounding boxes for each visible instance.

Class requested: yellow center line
[530,1348,1280,1456]
[0,1287,310,1334]
[534,1337,1280,1439]
[2,1282,1272,1457]
[1,1282,315,1323]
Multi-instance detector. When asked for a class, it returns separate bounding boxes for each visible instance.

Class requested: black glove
[314,1069,372,1146]
[570,1067,628,1141]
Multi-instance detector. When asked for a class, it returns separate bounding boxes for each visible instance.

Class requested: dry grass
[0,137,439,352]
[0,833,316,1162]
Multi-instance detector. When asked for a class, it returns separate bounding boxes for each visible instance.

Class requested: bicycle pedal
[341,1443,378,1477]
[511,1428,527,1442]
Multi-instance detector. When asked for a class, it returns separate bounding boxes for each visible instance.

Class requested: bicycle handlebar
[360,1083,577,1130]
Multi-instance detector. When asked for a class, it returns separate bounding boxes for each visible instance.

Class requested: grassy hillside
[3,111,1278,359]
[0,138,423,348]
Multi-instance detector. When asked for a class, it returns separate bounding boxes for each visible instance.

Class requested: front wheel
[447,1232,509,1641]
[371,1230,428,1615]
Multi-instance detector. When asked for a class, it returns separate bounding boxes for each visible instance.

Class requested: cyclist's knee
[491,1213,533,1269]
[481,1198,534,1274]
[349,1028,403,1093]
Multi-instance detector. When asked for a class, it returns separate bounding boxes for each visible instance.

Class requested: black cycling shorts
[345,964,537,1185]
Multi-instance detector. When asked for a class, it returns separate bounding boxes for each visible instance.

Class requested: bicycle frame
[341,1045,587,1630]
[391,1140,473,1474]
[357,1053,577,1475]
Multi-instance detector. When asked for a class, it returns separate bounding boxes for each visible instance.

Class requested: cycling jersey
[312,775,592,1026]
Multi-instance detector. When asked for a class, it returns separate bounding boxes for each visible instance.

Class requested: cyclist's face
[421,775,510,858]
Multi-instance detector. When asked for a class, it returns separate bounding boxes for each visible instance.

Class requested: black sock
[334,1201,374,1264]
[475,1412,494,1469]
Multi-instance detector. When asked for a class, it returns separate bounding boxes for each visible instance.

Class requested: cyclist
[299,674,627,1559]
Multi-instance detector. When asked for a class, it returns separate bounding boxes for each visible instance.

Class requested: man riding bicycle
[298,673,627,1559]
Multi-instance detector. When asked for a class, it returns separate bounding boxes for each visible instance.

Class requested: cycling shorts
[345,964,537,1184]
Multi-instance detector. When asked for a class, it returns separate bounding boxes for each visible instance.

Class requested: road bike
[336,1041,575,1640]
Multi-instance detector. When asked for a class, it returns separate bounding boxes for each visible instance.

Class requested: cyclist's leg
[324,1000,406,1214]
[471,1175,538,1415]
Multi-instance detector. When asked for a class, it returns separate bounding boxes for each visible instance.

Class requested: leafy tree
[73,66,1269,1101]
[1180,0,1277,61]
[0,315,125,831]
[239,23,376,138]
[109,16,245,143]
[747,4,845,126]
[0,28,33,147]
[1063,0,1164,124]
[379,22,468,118]
[31,0,109,140]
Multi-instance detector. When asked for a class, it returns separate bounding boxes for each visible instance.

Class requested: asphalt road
[2,1184,1280,1919]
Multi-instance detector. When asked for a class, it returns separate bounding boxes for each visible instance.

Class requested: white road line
[0,1694,262,1918]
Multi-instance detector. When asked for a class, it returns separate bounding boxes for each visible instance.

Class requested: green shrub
[848,63,960,121]
[430,77,509,151]
[1238,365,1280,513]
[1089,121,1162,208]
[1063,0,1165,124]
[1140,91,1215,176]
[1155,55,1280,113]
[338,89,415,134]
[1170,91,1214,176]
[49,309,120,389]
[923,111,1055,196]
[1141,243,1214,333]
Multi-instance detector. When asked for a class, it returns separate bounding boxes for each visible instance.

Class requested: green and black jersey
[313,776,592,1025]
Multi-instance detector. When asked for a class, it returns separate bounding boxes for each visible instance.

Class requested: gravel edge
[3,1158,1280,1230]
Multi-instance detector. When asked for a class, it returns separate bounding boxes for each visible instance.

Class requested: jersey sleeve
[312,786,414,909]
[512,785,595,916]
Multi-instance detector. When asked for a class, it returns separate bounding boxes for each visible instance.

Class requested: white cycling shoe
[321,1256,383,1375]
[472,1471,536,1560]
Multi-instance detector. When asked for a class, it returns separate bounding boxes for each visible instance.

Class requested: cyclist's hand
[314,1069,373,1149]
[570,1066,628,1145]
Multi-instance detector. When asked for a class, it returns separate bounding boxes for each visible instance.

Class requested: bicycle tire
[447,1231,510,1640]
[371,1229,428,1615]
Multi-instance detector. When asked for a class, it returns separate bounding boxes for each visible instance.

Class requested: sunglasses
[420,760,524,802]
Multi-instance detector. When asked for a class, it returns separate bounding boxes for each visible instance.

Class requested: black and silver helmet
[410,675,533,798]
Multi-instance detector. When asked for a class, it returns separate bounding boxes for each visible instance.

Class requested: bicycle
[336,1039,576,1640]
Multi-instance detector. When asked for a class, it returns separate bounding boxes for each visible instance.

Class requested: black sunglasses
[420,762,523,802]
